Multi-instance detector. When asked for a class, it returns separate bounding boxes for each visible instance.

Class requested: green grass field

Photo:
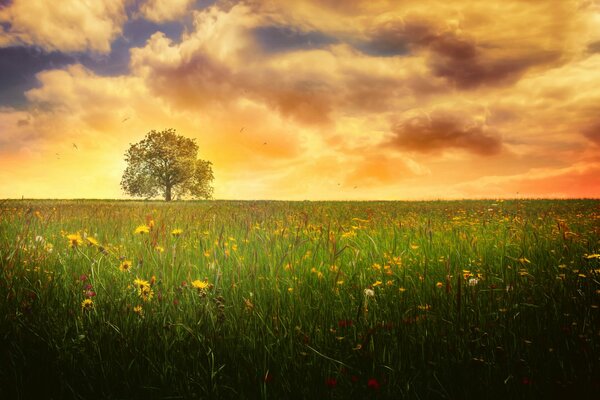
[1,199,599,399]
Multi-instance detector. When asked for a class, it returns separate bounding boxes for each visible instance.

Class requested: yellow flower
[81,298,94,311]
[119,260,132,272]
[67,233,83,248]
[171,228,183,237]
[398,287,407,293]
[134,278,150,290]
[436,282,443,288]
[134,225,150,235]
[155,245,165,253]
[372,280,383,287]
[191,279,209,290]
[417,304,431,311]
[86,236,99,246]
[585,253,600,259]
[133,305,143,316]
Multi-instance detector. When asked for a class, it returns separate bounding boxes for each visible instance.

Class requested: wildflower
[338,319,353,328]
[134,225,150,235]
[364,288,375,297]
[468,278,479,286]
[155,245,165,253]
[191,279,209,291]
[67,233,83,248]
[372,280,383,287]
[133,305,143,316]
[133,278,154,301]
[81,298,94,311]
[325,378,337,388]
[264,372,273,383]
[398,287,407,293]
[86,236,99,247]
[585,253,600,259]
[119,260,132,272]
[140,285,154,302]
[84,290,96,298]
[288,287,294,292]
[171,228,183,237]
[417,304,431,311]
[367,378,380,390]
[436,282,443,288]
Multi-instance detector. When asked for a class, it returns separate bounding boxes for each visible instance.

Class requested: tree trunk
[165,185,172,201]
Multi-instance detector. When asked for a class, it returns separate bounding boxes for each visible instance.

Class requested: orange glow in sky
[0,0,599,199]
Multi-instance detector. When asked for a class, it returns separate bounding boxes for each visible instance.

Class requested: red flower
[264,372,273,383]
[325,378,337,388]
[351,375,359,383]
[368,378,380,390]
[338,319,353,328]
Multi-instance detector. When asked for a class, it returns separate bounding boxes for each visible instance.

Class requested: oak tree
[121,129,214,201]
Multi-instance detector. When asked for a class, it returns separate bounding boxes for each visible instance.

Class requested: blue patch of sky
[0,47,74,108]
[253,25,337,53]
[354,39,410,57]
[0,18,186,107]
[77,18,185,76]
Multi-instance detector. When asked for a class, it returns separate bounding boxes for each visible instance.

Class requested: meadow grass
[0,199,599,399]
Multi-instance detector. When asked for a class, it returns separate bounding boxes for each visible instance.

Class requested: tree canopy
[121,129,214,201]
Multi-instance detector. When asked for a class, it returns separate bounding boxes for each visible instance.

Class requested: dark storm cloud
[253,25,337,53]
[0,46,74,107]
[363,19,560,88]
[387,111,502,155]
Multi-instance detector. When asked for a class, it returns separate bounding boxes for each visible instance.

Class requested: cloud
[364,18,560,89]
[0,0,127,53]
[581,120,600,145]
[386,109,502,155]
[139,0,195,22]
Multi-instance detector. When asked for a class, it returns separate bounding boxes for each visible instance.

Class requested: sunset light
[1,0,599,199]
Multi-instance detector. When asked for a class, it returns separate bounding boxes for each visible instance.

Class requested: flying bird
[240,127,245,133]
[263,142,267,145]
[121,116,130,123]
[72,143,78,150]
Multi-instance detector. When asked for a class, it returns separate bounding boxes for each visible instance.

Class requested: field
[1,199,599,399]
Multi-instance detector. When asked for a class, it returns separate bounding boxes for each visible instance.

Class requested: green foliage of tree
[121,129,214,201]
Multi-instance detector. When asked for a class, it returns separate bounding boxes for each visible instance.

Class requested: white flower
[364,288,375,297]
[468,278,479,286]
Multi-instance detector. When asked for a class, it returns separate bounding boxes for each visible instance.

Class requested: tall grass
[1,199,598,399]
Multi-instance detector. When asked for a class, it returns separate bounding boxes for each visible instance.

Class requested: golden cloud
[0,0,128,53]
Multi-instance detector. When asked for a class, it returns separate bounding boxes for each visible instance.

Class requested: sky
[0,0,599,200]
